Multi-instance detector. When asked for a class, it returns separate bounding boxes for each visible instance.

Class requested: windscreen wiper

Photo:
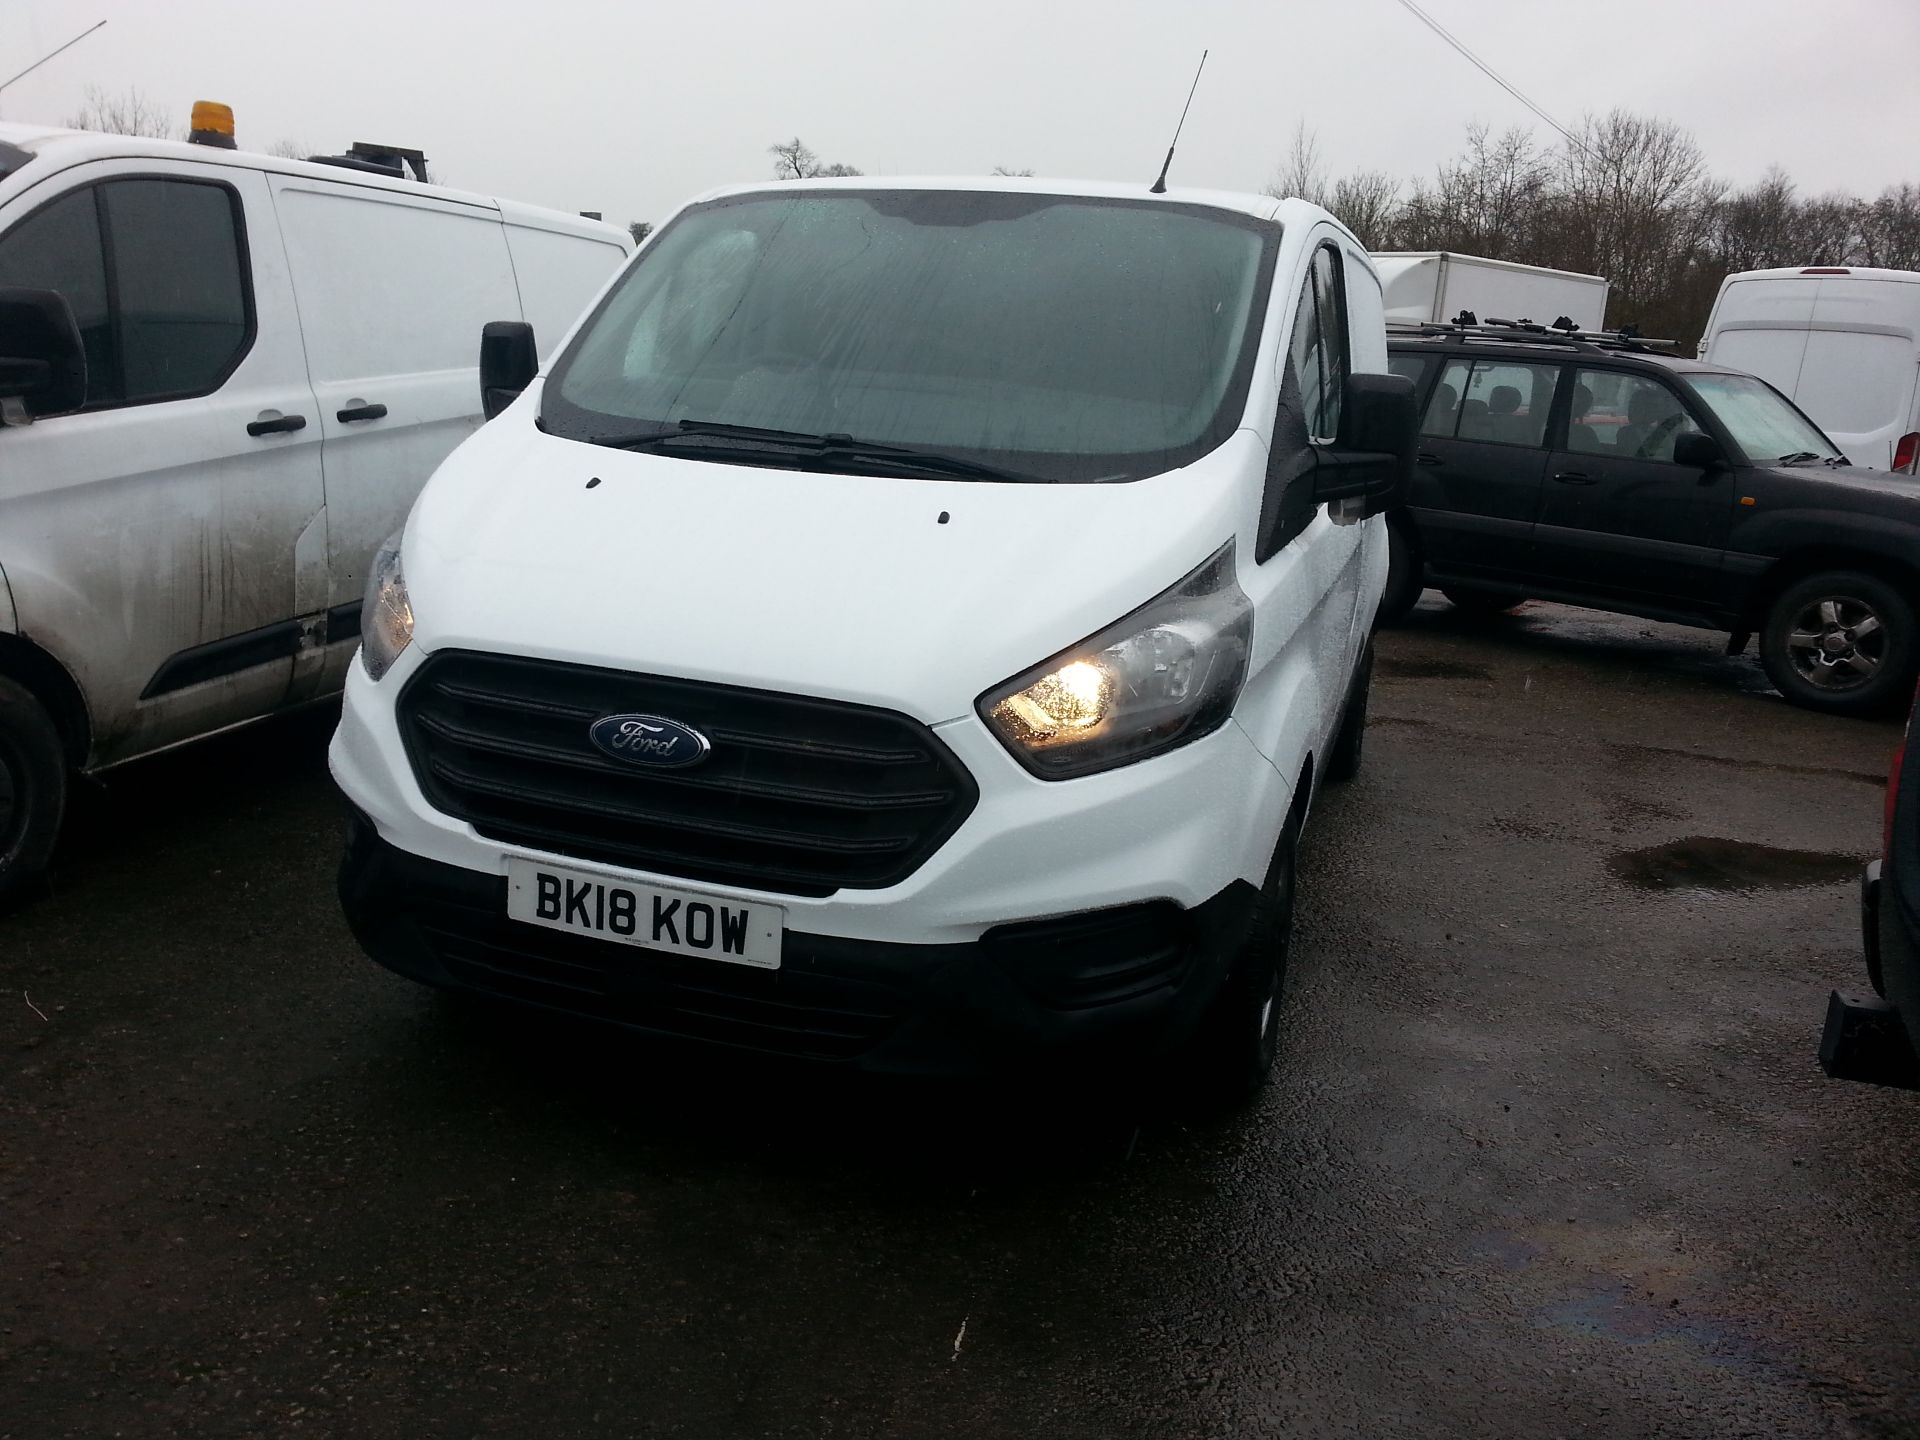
[1777,451,1823,465]
[584,419,1041,482]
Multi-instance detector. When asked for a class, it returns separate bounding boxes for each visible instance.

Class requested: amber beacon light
[188,100,236,149]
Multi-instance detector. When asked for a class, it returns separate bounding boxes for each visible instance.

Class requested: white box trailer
[1374,251,1609,331]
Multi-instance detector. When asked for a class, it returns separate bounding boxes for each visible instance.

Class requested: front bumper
[340,816,1262,1078]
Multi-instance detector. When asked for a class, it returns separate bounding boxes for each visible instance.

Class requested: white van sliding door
[269,176,520,692]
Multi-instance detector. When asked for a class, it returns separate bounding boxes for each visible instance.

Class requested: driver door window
[1570,370,1700,463]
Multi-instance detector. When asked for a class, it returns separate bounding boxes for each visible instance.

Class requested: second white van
[1699,266,1920,473]
[0,120,633,905]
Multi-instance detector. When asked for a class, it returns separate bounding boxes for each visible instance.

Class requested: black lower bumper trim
[337,818,1260,1077]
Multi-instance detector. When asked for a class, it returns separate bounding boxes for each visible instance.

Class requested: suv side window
[1570,369,1701,462]
[1286,243,1348,442]
[0,177,252,410]
[1388,352,1435,393]
[1422,358,1471,437]
[1422,357,1559,448]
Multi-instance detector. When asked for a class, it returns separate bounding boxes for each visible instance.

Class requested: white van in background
[0,118,632,904]
[1699,267,1920,473]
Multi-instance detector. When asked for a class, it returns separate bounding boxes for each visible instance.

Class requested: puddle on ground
[1608,836,1861,892]
[1376,656,1495,682]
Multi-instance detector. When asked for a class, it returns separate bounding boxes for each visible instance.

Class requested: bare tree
[768,137,858,180]
[64,85,174,140]
[1256,106,1917,347]
[992,166,1035,177]
[628,220,653,245]
[1328,172,1401,251]
[769,137,818,180]
[1857,183,1920,270]
[1263,122,1329,207]
[1396,124,1552,261]
[266,138,308,161]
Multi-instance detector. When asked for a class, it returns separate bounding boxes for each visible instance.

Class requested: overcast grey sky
[5,0,1917,229]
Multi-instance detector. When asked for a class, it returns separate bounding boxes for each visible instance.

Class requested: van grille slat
[399,651,979,897]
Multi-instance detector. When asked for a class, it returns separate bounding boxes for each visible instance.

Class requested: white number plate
[505,857,783,969]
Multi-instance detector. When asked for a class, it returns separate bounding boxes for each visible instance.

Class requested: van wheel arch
[0,635,91,768]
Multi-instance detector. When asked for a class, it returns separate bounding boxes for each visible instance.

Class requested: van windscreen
[542,190,1277,483]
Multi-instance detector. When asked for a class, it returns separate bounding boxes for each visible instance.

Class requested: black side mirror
[479,320,538,420]
[1312,372,1418,517]
[1673,432,1725,471]
[0,287,87,423]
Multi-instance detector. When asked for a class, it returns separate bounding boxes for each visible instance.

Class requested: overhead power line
[1390,0,1590,156]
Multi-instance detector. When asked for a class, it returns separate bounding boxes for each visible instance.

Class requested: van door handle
[1553,470,1596,485]
[246,413,308,437]
[336,402,388,424]
[1416,451,1443,466]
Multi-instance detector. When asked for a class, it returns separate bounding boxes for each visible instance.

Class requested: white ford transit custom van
[1699,266,1920,473]
[0,121,631,905]
[329,178,1414,1101]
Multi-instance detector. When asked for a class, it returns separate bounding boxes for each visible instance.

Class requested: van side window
[0,190,113,396]
[1285,244,1349,443]
[0,178,251,409]
[1286,271,1326,437]
[1312,245,1347,437]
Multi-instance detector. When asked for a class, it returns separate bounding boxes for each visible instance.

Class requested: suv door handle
[246,413,308,437]
[335,402,388,424]
[1553,470,1596,485]
[1416,451,1443,466]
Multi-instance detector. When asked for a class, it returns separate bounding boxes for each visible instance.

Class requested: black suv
[1383,321,1920,715]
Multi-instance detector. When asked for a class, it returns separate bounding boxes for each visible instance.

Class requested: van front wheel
[0,677,66,912]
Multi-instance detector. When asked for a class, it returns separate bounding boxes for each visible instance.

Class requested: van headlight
[979,541,1251,779]
[361,531,414,681]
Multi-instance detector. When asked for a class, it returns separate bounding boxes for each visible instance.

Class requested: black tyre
[1759,569,1917,717]
[1441,586,1525,618]
[0,676,67,912]
[1376,524,1423,627]
[1183,812,1299,1111]
[1326,644,1372,784]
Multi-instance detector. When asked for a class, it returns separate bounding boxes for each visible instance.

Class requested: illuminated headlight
[360,531,414,682]
[980,541,1251,779]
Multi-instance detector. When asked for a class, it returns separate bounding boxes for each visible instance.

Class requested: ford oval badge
[589,714,711,769]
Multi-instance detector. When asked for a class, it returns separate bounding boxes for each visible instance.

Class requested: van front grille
[397,651,978,897]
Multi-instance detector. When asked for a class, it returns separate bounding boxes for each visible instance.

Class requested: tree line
[1271,110,1920,346]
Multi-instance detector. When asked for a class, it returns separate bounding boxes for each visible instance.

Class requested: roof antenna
[1149,49,1209,195]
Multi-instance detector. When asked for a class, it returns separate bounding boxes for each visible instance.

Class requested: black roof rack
[1388,312,1680,355]
[304,141,429,183]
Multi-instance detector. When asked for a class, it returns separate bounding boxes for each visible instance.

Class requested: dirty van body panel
[269,178,633,703]
[268,178,518,674]
[0,159,324,768]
